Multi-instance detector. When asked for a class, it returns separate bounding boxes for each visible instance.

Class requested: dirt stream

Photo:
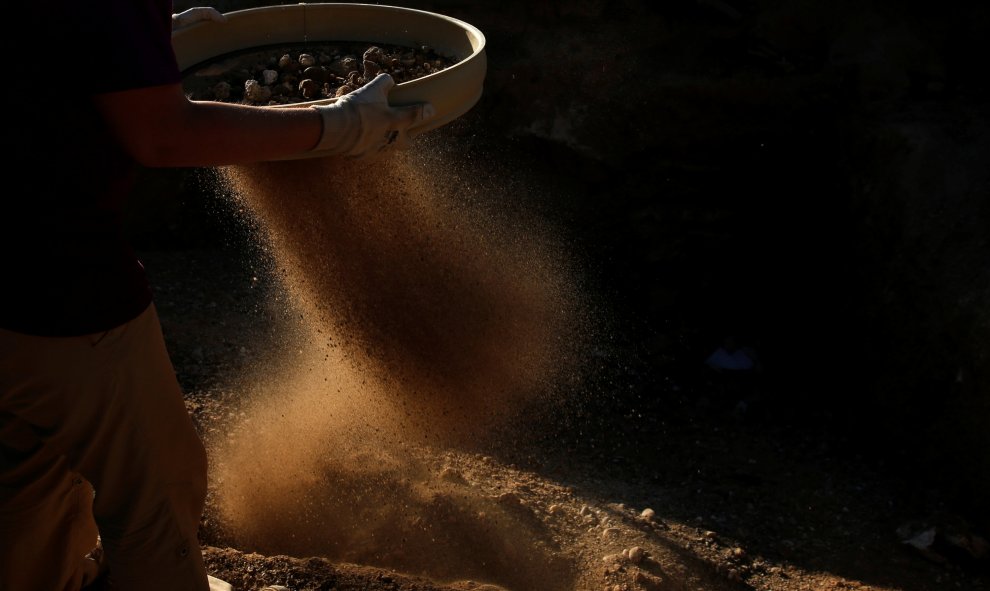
[141,127,988,591]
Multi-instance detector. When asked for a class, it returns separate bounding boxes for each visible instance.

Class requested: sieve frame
[172,2,487,159]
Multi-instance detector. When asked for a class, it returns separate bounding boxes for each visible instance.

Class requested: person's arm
[92,73,428,167]
[90,6,430,166]
[91,82,323,167]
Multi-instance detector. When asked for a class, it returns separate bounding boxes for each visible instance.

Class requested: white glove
[172,7,227,30]
[311,73,435,159]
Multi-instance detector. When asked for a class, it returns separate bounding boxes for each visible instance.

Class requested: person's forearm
[162,99,324,167]
[92,83,324,167]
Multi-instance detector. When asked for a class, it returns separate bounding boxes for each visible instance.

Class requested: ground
[140,8,990,577]
[139,235,988,591]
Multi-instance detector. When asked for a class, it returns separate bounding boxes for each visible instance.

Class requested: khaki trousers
[0,305,210,591]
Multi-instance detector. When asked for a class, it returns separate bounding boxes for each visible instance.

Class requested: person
[0,3,432,590]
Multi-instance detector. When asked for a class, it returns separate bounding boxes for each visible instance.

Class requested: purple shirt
[1,0,181,336]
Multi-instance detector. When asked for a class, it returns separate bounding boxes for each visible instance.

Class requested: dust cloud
[207,135,596,590]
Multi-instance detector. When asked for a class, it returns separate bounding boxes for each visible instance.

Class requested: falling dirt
[203,139,602,590]
[217,150,588,442]
[145,125,990,591]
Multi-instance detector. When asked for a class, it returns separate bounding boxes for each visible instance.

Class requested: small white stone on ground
[627,546,645,564]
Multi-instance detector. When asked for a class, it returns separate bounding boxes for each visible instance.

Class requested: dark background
[154,0,990,534]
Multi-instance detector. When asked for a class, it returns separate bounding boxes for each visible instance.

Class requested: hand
[311,74,436,160]
[172,7,227,30]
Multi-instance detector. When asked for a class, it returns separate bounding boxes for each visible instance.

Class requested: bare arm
[92,82,323,167]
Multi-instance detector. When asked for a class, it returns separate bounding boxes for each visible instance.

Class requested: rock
[298,53,317,67]
[302,66,329,84]
[731,546,746,559]
[640,508,656,521]
[212,81,231,100]
[277,54,294,71]
[627,546,645,564]
[601,527,621,539]
[633,571,663,590]
[261,69,278,85]
[548,503,563,515]
[341,57,359,73]
[244,79,271,103]
[363,46,386,65]
[363,60,381,78]
[298,79,319,99]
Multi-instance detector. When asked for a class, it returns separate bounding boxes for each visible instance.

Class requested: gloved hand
[311,73,436,159]
[172,6,227,30]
